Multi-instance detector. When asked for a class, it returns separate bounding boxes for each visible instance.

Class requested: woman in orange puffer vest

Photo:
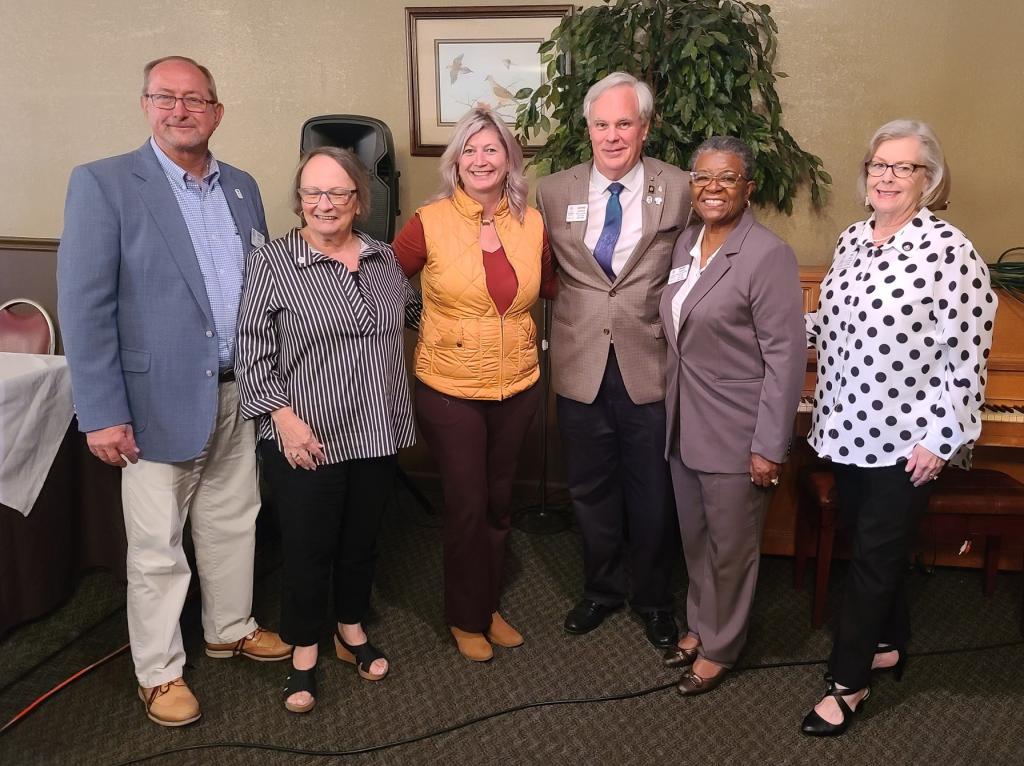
[393,108,557,661]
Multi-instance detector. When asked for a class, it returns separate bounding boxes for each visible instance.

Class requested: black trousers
[258,441,396,647]
[828,462,934,689]
[415,381,541,632]
[556,348,676,611]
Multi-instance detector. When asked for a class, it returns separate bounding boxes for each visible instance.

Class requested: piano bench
[793,464,1024,635]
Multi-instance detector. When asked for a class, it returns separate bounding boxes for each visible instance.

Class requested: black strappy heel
[873,643,907,681]
[801,677,869,736]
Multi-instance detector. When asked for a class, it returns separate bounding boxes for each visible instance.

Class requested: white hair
[582,72,654,125]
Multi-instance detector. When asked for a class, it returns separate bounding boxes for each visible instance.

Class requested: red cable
[0,642,129,735]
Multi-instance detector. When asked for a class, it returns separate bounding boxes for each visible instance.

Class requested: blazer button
[206,330,214,337]
[609,289,617,297]
[206,369,214,377]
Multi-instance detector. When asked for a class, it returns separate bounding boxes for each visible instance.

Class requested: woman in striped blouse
[236,147,418,713]
[393,108,557,662]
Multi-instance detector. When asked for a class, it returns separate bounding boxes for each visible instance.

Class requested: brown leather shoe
[138,678,201,727]
[205,626,292,661]
[663,644,699,669]
[676,665,728,696]
[451,627,493,662]
[486,612,524,648]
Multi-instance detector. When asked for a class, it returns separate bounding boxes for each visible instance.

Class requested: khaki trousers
[121,382,259,688]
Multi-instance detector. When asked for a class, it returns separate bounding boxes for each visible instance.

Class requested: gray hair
[582,72,654,125]
[433,108,528,223]
[291,146,371,225]
[859,119,950,210]
[690,136,756,179]
[142,56,218,102]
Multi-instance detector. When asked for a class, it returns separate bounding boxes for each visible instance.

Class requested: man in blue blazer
[57,56,289,727]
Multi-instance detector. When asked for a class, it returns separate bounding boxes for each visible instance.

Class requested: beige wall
[1,0,1021,262]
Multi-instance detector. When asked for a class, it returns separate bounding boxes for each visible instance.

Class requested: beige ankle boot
[450,627,493,661]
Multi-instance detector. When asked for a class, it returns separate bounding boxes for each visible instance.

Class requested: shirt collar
[856,207,936,253]
[590,159,644,194]
[287,227,387,269]
[150,137,219,189]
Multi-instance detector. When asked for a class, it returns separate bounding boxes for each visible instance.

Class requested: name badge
[251,229,266,248]
[565,204,588,222]
[833,251,855,271]
[668,264,690,284]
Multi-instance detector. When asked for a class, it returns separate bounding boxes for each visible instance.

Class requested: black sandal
[801,677,869,736]
[334,629,389,681]
[873,643,907,681]
[283,662,317,713]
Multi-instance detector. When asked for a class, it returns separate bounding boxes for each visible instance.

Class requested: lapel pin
[655,197,663,205]
[645,195,654,204]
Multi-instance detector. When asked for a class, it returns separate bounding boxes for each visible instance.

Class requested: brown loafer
[676,666,728,696]
[486,612,524,648]
[663,645,699,669]
[206,626,292,661]
[451,627,493,662]
[138,678,201,727]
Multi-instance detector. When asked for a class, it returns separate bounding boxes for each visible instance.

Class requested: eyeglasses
[864,161,927,178]
[144,93,217,113]
[689,171,745,188]
[297,187,357,206]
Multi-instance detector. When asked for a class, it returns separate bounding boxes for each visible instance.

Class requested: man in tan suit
[536,72,690,647]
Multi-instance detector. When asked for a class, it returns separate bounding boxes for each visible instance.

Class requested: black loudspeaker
[299,115,400,242]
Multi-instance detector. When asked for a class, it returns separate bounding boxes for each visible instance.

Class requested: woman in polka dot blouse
[800,120,997,736]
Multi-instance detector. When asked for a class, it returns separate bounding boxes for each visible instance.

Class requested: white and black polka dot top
[805,208,997,469]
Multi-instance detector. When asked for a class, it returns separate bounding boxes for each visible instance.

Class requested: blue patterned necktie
[593,182,624,280]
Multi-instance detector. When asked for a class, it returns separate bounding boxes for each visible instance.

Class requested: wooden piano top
[799,267,1024,447]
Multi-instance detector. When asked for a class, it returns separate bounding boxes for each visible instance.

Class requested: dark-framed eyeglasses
[689,171,745,188]
[864,161,926,179]
[144,93,217,113]
[297,187,357,206]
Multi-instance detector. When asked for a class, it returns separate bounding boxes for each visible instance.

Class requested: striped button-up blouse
[236,227,419,463]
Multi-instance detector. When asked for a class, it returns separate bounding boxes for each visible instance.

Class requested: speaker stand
[513,299,569,535]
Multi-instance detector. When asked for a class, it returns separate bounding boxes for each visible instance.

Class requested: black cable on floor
[108,637,1024,765]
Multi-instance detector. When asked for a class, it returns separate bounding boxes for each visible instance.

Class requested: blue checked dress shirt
[150,138,246,370]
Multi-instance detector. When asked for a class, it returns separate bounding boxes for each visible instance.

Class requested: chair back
[0,298,56,354]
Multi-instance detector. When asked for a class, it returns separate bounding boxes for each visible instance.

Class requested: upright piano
[762,267,1024,567]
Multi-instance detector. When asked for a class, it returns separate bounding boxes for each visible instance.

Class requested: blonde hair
[859,119,951,210]
[433,108,528,222]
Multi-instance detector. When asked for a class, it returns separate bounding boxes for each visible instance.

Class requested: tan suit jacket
[660,210,806,473]
[537,157,690,405]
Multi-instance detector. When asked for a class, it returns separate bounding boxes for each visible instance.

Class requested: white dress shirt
[671,227,721,335]
[805,208,997,468]
[585,160,645,277]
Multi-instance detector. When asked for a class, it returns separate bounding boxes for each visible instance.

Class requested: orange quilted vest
[414,187,543,400]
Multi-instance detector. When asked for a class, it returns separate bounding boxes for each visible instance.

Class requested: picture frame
[405,5,573,157]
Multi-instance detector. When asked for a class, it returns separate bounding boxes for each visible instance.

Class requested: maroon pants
[415,380,541,632]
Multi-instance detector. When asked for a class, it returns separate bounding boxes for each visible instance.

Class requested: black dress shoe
[676,665,728,696]
[663,644,699,669]
[638,610,678,648]
[564,599,613,634]
[800,679,870,736]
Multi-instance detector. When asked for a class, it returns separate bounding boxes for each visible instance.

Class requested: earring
[745,198,750,208]
[864,194,871,208]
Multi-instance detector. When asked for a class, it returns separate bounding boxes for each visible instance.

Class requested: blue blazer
[57,141,268,462]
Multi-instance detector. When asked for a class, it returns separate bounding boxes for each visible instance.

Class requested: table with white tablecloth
[0,353,125,635]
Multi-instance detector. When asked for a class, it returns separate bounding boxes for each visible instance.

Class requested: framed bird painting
[406,5,572,156]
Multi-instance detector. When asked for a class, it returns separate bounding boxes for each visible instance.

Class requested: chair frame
[0,298,56,355]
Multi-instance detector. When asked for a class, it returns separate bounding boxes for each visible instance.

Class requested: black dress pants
[556,348,676,611]
[828,461,934,689]
[258,441,396,647]
[415,381,541,633]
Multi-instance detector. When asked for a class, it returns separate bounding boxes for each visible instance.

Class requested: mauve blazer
[660,209,805,473]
